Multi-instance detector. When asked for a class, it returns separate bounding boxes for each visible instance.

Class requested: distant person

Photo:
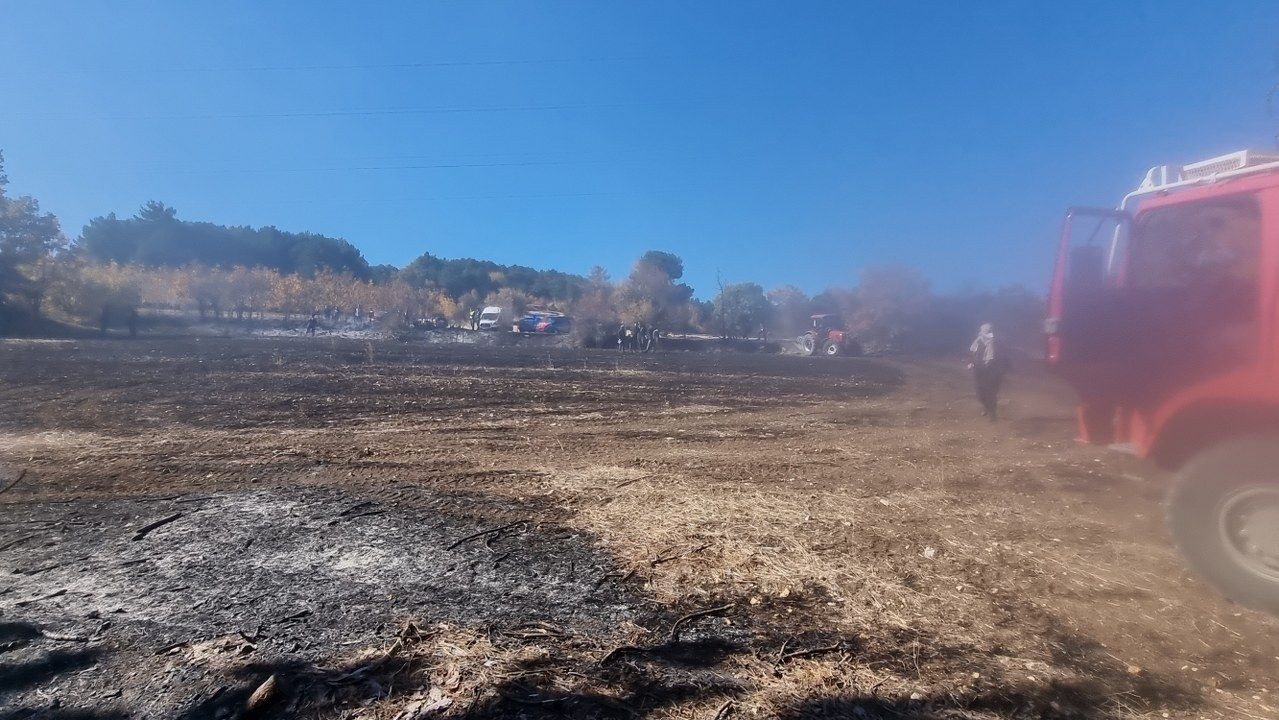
[969,323,1009,421]
[470,309,480,331]
[616,323,628,352]
[99,306,109,335]
[306,314,319,337]
[127,308,138,338]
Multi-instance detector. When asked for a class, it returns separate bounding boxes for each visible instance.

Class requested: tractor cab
[1047,150,1279,612]
[811,313,841,332]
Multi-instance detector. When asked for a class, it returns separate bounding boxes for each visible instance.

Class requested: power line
[32,155,736,177]
[9,56,636,76]
[186,190,647,204]
[37,159,587,176]
[0,98,716,122]
[0,97,726,122]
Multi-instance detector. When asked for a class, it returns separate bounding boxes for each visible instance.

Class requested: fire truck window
[1128,198,1259,372]
[1129,198,1259,317]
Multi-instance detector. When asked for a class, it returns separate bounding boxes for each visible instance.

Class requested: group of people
[617,322,660,352]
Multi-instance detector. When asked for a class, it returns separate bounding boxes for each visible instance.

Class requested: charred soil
[0,337,1276,719]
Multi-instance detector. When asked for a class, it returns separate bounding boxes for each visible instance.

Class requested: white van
[477,306,504,330]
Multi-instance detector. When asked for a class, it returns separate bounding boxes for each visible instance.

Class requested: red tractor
[800,314,859,356]
[1047,149,1279,612]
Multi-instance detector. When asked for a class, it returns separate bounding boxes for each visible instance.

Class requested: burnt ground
[0,337,1277,720]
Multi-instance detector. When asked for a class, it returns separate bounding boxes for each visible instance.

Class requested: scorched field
[1,337,1277,720]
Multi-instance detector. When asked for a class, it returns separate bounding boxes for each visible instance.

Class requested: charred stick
[667,603,734,643]
[0,469,27,495]
[16,588,67,606]
[0,534,37,552]
[499,688,562,706]
[650,542,711,567]
[446,520,525,550]
[599,644,646,664]
[328,509,385,525]
[593,567,636,589]
[17,561,64,575]
[778,644,847,664]
[132,512,184,541]
[337,501,374,517]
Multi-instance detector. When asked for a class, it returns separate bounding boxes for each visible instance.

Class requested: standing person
[969,323,1008,421]
[127,308,139,338]
[616,323,628,352]
[99,306,109,335]
[306,314,319,337]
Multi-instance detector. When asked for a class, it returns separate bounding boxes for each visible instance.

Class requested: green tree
[0,151,67,323]
[767,284,812,336]
[637,250,684,280]
[77,203,370,278]
[713,282,772,339]
[571,265,617,338]
[399,252,585,301]
[616,250,694,328]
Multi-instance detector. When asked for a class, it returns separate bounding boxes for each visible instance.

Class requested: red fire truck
[1047,150,1279,612]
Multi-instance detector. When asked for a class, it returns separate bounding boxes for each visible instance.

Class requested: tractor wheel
[1167,434,1279,614]
[823,340,841,356]
[801,334,817,356]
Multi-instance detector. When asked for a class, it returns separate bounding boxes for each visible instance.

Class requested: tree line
[0,152,1043,352]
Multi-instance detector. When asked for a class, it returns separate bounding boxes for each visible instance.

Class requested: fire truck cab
[1047,150,1279,611]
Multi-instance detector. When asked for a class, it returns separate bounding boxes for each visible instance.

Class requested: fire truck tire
[1167,434,1279,614]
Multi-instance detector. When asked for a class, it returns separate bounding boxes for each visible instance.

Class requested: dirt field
[2,337,1277,720]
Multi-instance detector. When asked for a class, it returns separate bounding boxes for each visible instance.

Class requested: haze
[2,1,1278,295]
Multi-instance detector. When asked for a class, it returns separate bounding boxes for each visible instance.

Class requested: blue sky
[2,1,1278,298]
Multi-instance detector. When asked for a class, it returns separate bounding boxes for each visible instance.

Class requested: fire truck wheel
[1167,434,1279,614]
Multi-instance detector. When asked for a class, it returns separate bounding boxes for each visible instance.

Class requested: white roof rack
[1124,149,1279,208]
[1182,149,1279,179]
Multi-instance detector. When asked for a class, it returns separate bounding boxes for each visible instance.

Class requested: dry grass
[5,340,1276,719]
